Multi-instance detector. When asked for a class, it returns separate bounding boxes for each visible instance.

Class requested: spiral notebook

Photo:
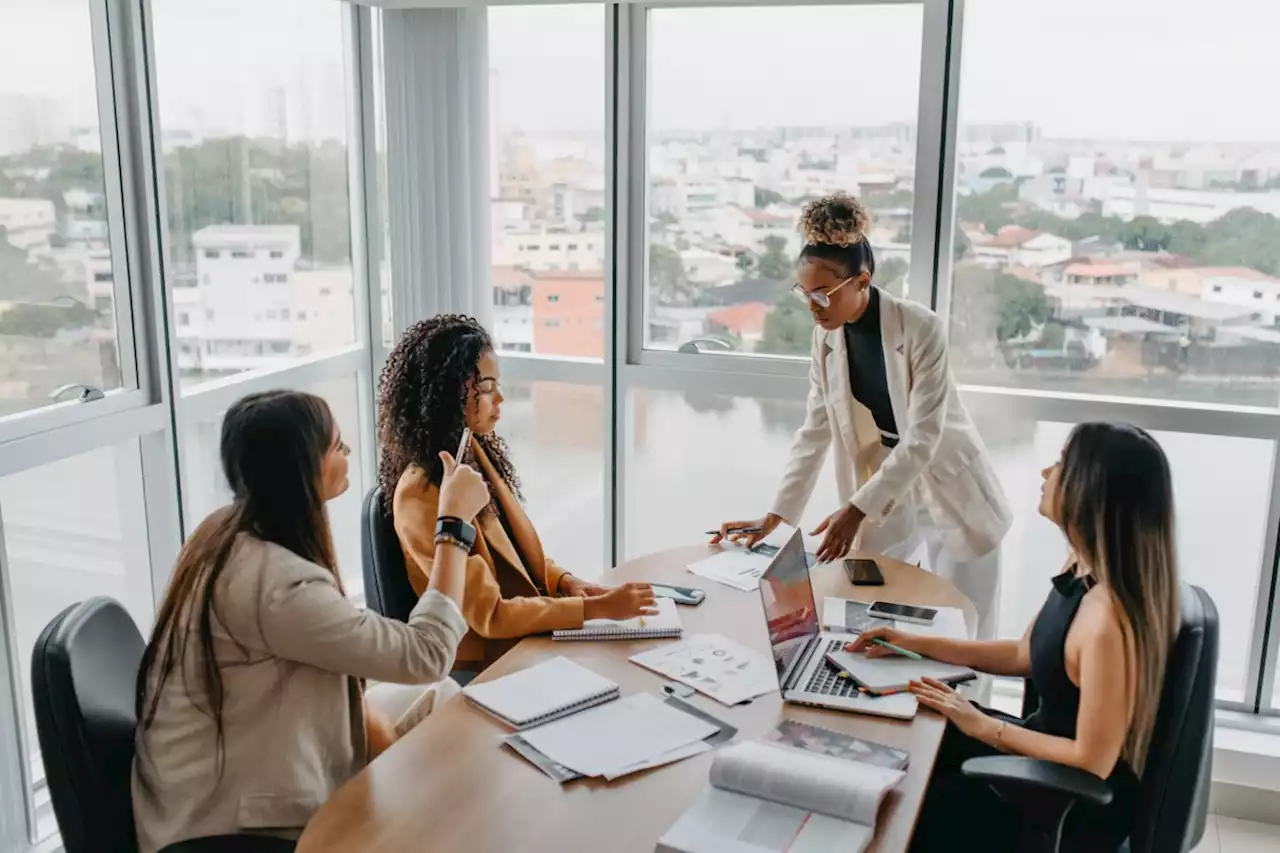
[462,656,620,730]
[553,597,683,641]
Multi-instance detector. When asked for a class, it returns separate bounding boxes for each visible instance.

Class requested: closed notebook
[825,648,976,695]
[553,597,683,641]
[462,656,620,729]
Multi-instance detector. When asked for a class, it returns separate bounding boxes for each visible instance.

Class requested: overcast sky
[3,0,1278,144]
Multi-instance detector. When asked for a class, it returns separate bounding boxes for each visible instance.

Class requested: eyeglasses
[790,276,855,309]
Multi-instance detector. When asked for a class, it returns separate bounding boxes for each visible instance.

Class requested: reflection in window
[151,0,356,391]
[949,0,1280,409]
[0,0,127,420]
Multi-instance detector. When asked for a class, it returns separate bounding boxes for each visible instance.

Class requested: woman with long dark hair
[850,422,1180,850]
[132,390,488,853]
[379,314,655,673]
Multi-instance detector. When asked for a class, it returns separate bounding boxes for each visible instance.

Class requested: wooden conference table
[298,546,977,853]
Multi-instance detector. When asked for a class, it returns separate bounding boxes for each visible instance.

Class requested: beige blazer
[771,289,1012,561]
[394,437,584,671]
[132,533,467,853]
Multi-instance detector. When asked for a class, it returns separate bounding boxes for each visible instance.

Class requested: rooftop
[709,301,770,334]
[192,224,300,247]
[982,226,1039,248]
[1064,262,1138,279]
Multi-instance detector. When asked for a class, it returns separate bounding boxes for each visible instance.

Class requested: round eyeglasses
[790,275,855,309]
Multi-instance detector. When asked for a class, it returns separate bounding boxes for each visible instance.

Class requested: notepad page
[462,656,617,727]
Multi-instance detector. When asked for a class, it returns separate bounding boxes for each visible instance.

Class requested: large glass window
[948,0,1280,408]
[488,5,606,359]
[624,387,1272,702]
[151,0,356,389]
[0,440,154,837]
[0,0,128,419]
[644,5,923,356]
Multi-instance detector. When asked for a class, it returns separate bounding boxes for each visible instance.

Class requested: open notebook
[554,597,683,641]
[657,740,904,853]
[462,656,620,729]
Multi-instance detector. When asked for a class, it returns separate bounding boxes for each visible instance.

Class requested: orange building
[530,270,604,358]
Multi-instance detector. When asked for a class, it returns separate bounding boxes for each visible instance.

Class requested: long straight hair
[1057,422,1180,776]
[136,390,340,777]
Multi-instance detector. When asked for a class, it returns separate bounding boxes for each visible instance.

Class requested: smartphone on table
[650,584,706,606]
[844,558,885,586]
[867,601,937,625]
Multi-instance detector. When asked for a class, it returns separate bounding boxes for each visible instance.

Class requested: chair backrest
[31,597,145,853]
[361,485,419,622]
[1130,583,1218,853]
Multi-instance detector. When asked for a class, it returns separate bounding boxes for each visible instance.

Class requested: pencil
[872,638,923,660]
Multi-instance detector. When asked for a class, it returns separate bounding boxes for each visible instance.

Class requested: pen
[456,427,472,462]
[872,638,923,660]
[705,526,764,536]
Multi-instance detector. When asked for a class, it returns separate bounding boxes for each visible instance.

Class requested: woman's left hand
[909,677,994,741]
[558,574,609,598]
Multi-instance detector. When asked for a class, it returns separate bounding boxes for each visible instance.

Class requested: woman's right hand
[437,451,488,521]
[583,582,659,621]
[846,625,915,658]
[711,513,782,548]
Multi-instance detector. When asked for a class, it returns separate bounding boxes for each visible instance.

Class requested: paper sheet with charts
[656,740,905,853]
[630,634,777,706]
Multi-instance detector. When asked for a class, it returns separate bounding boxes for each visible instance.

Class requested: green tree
[1119,215,1172,251]
[754,187,785,208]
[759,294,812,356]
[949,264,1050,366]
[757,234,792,282]
[0,302,96,338]
[979,166,1013,179]
[735,252,755,275]
[649,244,689,304]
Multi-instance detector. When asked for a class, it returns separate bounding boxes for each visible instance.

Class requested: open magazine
[657,740,904,853]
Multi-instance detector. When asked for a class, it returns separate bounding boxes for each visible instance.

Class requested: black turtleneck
[843,287,898,447]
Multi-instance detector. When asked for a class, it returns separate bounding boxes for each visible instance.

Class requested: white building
[493,226,604,272]
[973,227,1073,268]
[680,248,738,286]
[0,198,56,252]
[1203,275,1280,327]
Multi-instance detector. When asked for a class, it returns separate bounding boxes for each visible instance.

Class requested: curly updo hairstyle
[377,314,521,510]
[796,191,876,279]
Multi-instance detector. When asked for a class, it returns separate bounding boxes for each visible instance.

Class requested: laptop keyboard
[804,639,861,699]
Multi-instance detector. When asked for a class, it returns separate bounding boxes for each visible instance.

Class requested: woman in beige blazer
[379,314,656,673]
[132,390,489,853]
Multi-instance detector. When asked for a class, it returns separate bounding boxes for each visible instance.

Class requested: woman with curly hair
[380,314,656,672]
[716,191,1011,645]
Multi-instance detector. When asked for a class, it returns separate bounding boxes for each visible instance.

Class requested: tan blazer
[393,437,584,670]
[132,533,466,853]
[771,289,1012,561]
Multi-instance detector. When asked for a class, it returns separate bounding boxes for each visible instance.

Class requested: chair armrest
[961,756,1114,807]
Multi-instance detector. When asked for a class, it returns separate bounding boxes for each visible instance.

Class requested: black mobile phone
[844,558,885,586]
[867,601,938,625]
[651,584,706,606]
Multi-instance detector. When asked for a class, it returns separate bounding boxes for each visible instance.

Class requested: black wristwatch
[435,516,477,553]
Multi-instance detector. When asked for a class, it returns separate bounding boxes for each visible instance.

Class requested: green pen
[872,638,923,660]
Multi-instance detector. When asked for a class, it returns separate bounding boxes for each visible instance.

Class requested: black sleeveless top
[1025,567,1140,845]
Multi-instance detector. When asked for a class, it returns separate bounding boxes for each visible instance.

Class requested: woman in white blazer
[717,192,1012,640]
[132,390,489,853]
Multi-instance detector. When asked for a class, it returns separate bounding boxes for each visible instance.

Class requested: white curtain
[381,6,492,336]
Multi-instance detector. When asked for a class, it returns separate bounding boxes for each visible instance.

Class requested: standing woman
[850,423,1181,850]
[717,191,1011,640]
[133,391,487,853]
[379,314,654,674]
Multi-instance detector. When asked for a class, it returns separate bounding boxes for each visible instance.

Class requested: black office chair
[31,597,296,853]
[963,583,1218,853]
[361,485,419,622]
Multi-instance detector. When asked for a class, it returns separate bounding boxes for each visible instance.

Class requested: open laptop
[756,529,918,720]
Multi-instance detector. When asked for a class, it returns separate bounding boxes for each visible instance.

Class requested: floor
[1191,815,1280,852]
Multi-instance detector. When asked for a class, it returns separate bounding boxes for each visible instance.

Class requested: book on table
[656,740,905,853]
[553,597,683,641]
[461,655,619,729]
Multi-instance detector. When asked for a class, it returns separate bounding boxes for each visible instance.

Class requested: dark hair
[1057,422,1179,775]
[377,314,520,508]
[137,390,340,779]
[796,191,877,279]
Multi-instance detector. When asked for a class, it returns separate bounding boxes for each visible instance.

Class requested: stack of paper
[507,693,719,781]
[687,550,772,592]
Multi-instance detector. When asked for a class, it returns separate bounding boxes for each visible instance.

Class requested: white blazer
[770,289,1012,561]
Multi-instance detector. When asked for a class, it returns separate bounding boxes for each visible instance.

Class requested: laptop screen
[758,529,819,682]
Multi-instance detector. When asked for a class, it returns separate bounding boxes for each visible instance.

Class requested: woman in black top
[851,422,1180,852]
